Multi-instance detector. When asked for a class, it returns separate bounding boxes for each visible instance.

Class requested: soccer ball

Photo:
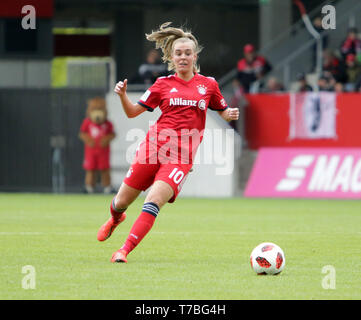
[250,242,285,275]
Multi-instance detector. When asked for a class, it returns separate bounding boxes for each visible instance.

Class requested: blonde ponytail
[146,22,202,73]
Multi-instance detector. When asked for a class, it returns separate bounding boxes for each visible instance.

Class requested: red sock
[110,197,126,223]
[121,202,159,254]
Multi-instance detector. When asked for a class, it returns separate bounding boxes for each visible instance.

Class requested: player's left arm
[218,108,239,122]
[210,80,239,122]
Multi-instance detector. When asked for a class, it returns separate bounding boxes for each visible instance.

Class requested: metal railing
[219,0,340,88]
[217,0,361,91]
[272,0,361,89]
[259,0,339,57]
[221,0,361,93]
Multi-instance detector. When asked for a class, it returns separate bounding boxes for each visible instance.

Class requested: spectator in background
[317,75,335,92]
[230,79,245,102]
[237,44,272,93]
[296,72,313,92]
[340,27,361,60]
[334,82,345,94]
[344,54,361,92]
[228,79,247,132]
[263,77,285,93]
[322,49,347,84]
[356,74,361,92]
[138,49,168,85]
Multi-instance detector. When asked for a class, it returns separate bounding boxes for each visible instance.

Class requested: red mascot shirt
[80,118,114,170]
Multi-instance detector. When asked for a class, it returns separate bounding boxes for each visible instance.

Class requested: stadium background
[3,0,359,195]
[1,0,361,301]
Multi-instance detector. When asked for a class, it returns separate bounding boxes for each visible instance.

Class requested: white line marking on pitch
[0,231,325,236]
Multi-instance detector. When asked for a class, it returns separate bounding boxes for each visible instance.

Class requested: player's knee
[114,195,129,210]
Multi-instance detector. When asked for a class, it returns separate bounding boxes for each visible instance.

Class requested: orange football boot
[97,213,126,242]
[110,249,128,263]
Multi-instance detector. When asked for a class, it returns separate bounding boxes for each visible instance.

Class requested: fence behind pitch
[0,88,106,192]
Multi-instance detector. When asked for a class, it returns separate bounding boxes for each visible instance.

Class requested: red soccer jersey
[237,56,267,74]
[137,73,228,164]
[80,118,114,153]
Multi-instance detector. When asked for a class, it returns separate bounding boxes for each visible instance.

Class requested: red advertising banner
[245,93,361,149]
[0,0,53,18]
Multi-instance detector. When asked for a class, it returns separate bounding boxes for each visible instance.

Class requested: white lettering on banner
[329,156,353,192]
[276,155,314,191]
[309,156,361,193]
[351,160,361,192]
[277,155,361,193]
[308,156,340,191]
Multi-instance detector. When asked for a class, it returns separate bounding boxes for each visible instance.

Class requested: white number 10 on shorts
[168,168,185,184]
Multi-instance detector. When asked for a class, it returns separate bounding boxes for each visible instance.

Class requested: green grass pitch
[1,193,361,300]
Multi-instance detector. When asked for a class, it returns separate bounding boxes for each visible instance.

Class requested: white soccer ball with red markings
[250,242,285,275]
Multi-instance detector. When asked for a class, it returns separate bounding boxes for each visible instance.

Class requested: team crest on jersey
[197,85,207,95]
[198,99,206,110]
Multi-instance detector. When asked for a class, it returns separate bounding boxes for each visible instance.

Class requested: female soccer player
[97,22,239,263]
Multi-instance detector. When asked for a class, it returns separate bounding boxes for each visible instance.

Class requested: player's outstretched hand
[114,79,128,96]
[227,107,239,121]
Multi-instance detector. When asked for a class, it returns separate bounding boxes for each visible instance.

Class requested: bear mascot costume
[79,97,115,194]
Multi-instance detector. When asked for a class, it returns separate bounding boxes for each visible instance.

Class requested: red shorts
[83,150,110,171]
[123,140,192,203]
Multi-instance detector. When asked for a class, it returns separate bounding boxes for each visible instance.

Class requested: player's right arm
[114,79,146,118]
